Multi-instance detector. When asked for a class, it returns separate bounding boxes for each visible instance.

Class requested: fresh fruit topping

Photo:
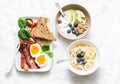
[67,29,71,33]
[68,23,72,27]
[77,52,85,58]
[77,53,81,58]
[84,54,91,61]
[82,61,87,65]
[77,58,84,63]
[75,31,80,36]
[58,20,62,24]
[81,52,85,56]
[74,22,78,27]
[75,10,85,22]
[72,30,76,34]
[70,26,74,30]
[64,10,73,23]
[84,62,92,71]
[77,58,81,62]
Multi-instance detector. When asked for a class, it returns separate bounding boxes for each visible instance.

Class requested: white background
[0,0,120,84]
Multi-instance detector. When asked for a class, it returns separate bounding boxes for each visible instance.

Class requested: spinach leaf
[18,17,27,28]
[42,44,50,52]
[18,29,31,40]
[44,50,54,58]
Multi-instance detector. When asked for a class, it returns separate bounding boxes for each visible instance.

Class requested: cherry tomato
[26,19,33,27]
[31,22,36,28]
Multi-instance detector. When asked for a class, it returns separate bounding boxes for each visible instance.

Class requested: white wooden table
[0,0,120,84]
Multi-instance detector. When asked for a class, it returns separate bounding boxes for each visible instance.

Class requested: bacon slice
[23,47,38,69]
[21,54,29,71]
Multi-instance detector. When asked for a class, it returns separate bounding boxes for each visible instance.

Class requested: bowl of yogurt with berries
[66,39,100,75]
[55,4,91,40]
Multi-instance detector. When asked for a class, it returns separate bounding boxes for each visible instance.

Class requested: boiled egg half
[35,53,49,67]
[30,43,41,58]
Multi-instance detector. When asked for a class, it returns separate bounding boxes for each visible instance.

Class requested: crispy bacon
[21,54,29,71]
[23,47,38,69]
[19,39,39,71]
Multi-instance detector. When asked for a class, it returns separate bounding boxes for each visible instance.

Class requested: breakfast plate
[15,17,56,72]
[15,43,53,72]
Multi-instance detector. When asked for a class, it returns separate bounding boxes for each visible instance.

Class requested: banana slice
[84,62,93,71]
[88,47,96,54]
[88,60,95,65]
[77,64,83,71]
[84,54,91,61]
[85,47,96,59]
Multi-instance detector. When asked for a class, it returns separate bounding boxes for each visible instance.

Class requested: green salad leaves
[18,17,31,40]
[18,29,31,40]
[42,44,54,58]
[18,17,27,28]
[42,44,50,52]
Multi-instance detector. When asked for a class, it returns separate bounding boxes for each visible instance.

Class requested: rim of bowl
[55,4,91,40]
[66,39,100,75]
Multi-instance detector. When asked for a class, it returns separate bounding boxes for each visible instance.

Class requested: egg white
[35,53,49,67]
[30,43,41,58]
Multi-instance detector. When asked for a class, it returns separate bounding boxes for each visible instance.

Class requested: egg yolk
[36,55,46,64]
[31,45,39,55]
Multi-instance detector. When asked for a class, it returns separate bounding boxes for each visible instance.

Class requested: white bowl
[66,39,100,75]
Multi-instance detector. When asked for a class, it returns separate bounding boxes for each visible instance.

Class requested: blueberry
[67,29,71,33]
[77,58,84,63]
[70,26,74,30]
[80,52,85,57]
[58,20,62,24]
[82,61,87,65]
[77,58,82,62]
[68,23,72,27]
[75,31,80,36]
[80,58,84,61]
[74,22,78,27]
[72,30,76,34]
[77,53,81,58]
[77,52,85,58]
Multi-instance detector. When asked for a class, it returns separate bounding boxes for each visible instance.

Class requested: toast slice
[31,17,56,41]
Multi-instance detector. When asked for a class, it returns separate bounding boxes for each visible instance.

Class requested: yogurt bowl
[55,4,91,40]
[66,39,100,75]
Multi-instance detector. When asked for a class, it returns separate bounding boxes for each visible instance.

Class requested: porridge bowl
[66,39,100,75]
[55,4,91,40]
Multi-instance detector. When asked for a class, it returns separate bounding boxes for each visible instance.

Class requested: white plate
[15,43,53,72]
[15,17,53,72]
